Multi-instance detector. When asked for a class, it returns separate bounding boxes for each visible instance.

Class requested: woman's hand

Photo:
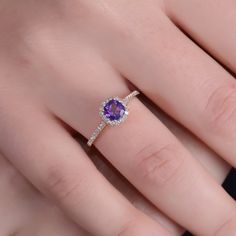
[0,101,230,236]
[1,0,236,235]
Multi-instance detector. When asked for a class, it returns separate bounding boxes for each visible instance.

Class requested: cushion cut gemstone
[103,99,126,121]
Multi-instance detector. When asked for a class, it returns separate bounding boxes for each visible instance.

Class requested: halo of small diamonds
[99,97,129,126]
[87,91,139,147]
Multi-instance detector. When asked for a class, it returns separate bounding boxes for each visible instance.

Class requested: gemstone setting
[100,97,129,126]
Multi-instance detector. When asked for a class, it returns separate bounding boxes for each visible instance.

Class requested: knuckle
[204,83,236,132]
[41,165,83,203]
[214,213,236,236]
[117,217,136,236]
[134,143,184,187]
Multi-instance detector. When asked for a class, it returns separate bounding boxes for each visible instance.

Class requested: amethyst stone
[103,99,126,121]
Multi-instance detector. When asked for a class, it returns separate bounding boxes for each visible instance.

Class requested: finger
[108,6,236,170]
[82,94,230,236]
[0,153,90,236]
[164,0,236,72]
[93,98,236,236]
[46,58,236,236]
[86,136,183,236]
[141,96,231,183]
[0,96,171,236]
[36,50,182,235]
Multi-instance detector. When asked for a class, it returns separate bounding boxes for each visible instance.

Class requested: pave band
[87,90,139,147]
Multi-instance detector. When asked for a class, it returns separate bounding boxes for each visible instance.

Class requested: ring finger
[44,51,236,236]
[0,83,171,236]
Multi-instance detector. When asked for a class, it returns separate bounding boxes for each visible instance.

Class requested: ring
[87,90,140,146]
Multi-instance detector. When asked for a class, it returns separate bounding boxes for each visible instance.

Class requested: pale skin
[0,106,230,236]
[1,0,236,235]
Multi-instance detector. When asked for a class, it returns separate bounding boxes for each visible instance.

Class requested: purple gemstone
[103,99,126,121]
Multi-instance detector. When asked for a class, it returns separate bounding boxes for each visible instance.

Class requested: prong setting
[87,91,139,147]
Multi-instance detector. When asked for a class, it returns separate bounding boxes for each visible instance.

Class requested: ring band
[87,90,140,146]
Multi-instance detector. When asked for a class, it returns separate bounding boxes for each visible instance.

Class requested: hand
[0,0,236,235]
[0,100,229,236]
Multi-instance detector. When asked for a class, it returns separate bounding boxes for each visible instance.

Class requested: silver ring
[87,90,140,146]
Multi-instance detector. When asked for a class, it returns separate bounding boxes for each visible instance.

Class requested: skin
[0,103,230,236]
[0,0,236,235]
